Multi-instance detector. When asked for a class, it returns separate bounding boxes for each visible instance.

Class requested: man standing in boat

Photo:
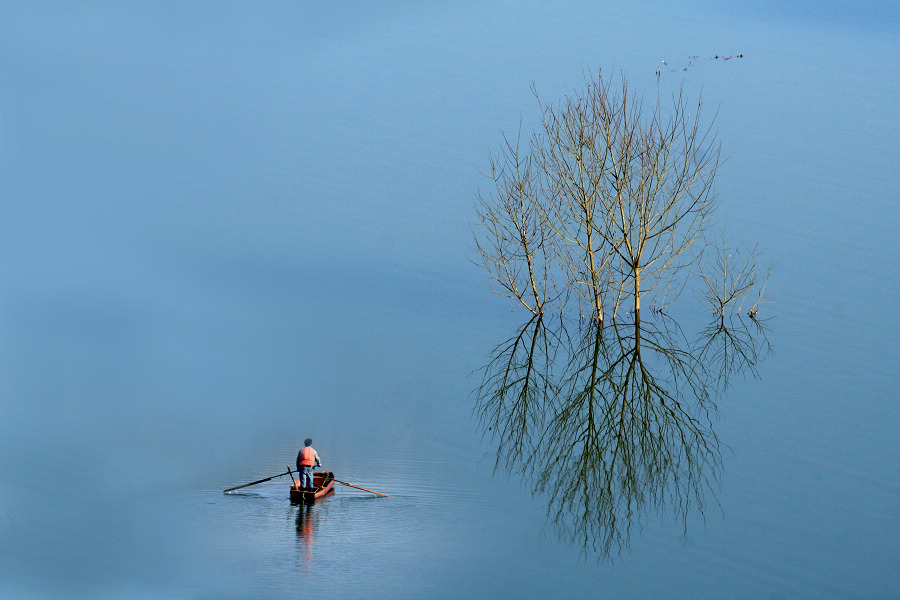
[296,438,321,490]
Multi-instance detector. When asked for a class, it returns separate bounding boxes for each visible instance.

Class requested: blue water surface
[1,2,898,598]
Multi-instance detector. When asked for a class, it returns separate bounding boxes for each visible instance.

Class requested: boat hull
[290,471,335,503]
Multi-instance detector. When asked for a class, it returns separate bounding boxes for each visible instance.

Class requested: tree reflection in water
[475,313,770,557]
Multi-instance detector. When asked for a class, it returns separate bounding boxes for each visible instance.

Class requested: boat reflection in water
[294,502,316,573]
[293,489,335,574]
[475,312,770,557]
[291,473,336,573]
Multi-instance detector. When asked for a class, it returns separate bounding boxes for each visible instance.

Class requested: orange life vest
[298,446,316,467]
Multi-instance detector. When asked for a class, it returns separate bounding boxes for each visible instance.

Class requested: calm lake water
[1,2,898,599]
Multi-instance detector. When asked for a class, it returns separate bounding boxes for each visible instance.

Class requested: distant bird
[655,53,745,76]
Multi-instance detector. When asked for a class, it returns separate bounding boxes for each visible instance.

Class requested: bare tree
[695,232,770,320]
[541,71,720,318]
[475,70,721,321]
[472,71,774,558]
[473,129,556,316]
[535,80,620,321]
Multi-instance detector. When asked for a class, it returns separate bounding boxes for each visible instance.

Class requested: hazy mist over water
[1,2,898,598]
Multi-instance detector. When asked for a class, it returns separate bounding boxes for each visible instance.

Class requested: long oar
[224,469,292,493]
[335,479,390,497]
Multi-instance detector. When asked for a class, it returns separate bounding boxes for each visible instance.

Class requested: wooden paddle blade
[223,470,291,493]
[335,480,390,497]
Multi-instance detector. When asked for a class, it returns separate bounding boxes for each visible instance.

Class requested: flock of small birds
[656,54,744,77]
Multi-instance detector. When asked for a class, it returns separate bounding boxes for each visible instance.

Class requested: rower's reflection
[294,490,335,573]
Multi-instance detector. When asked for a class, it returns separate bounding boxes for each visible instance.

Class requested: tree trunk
[634,267,641,316]
[586,232,604,324]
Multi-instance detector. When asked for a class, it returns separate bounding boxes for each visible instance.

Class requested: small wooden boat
[290,471,335,503]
